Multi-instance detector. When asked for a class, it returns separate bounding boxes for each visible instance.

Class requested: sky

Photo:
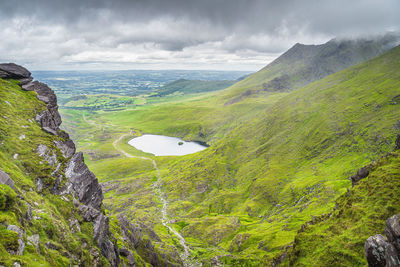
[0,0,399,71]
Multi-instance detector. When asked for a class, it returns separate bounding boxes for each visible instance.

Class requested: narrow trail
[113,133,191,266]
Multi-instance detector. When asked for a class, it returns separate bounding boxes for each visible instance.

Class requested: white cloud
[0,0,398,70]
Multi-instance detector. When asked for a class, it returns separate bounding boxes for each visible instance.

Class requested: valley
[1,1,399,267]
[44,36,400,265]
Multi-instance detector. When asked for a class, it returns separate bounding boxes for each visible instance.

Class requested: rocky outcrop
[118,215,172,267]
[0,63,31,80]
[66,152,103,210]
[365,214,400,266]
[0,169,15,189]
[0,63,119,266]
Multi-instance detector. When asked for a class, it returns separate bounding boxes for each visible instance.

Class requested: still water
[128,134,207,156]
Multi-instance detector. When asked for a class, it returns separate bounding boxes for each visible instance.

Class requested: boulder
[385,243,400,267]
[386,215,400,251]
[350,166,370,186]
[0,169,14,189]
[365,234,388,267]
[0,63,31,79]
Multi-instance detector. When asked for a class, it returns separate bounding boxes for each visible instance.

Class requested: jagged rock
[118,216,143,249]
[23,81,57,105]
[7,63,120,266]
[27,234,40,253]
[22,82,35,91]
[119,247,136,266]
[0,169,14,189]
[118,215,167,266]
[367,214,400,266]
[101,239,120,267]
[35,110,61,136]
[55,131,76,158]
[7,225,25,255]
[350,166,370,186]
[36,144,58,166]
[386,215,400,251]
[385,243,400,267]
[395,134,400,151]
[65,152,103,210]
[365,234,388,267]
[19,77,33,86]
[0,63,31,79]
[13,262,21,267]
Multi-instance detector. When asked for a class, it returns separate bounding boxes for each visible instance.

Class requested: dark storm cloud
[0,0,399,70]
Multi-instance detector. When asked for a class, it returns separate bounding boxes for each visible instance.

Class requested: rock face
[0,169,15,189]
[65,152,103,210]
[0,63,31,79]
[365,214,400,266]
[0,63,119,266]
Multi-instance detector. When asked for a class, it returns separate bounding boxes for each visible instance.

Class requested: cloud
[0,0,398,70]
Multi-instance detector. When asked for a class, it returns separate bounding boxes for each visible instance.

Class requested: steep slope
[0,64,121,266]
[0,64,179,266]
[284,146,400,266]
[220,32,400,104]
[155,45,400,265]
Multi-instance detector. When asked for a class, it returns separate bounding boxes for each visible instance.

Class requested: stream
[113,133,192,266]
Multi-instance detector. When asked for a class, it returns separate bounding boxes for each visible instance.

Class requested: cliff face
[0,63,119,266]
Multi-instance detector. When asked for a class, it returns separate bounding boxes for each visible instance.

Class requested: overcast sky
[0,0,399,71]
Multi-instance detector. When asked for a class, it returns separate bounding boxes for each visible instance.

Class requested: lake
[128,134,208,156]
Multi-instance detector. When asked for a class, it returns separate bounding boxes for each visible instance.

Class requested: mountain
[117,33,400,145]
[151,79,237,97]
[153,45,400,265]
[220,32,400,104]
[0,64,179,266]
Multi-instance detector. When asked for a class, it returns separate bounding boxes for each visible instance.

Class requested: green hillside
[219,33,400,104]
[0,79,110,266]
[151,45,400,265]
[284,150,400,266]
[80,34,399,146]
[151,79,236,97]
[49,39,400,266]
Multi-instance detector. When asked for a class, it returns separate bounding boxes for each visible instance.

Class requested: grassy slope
[155,45,400,264]
[59,43,400,265]
[0,79,111,266]
[285,151,400,266]
[218,34,399,104]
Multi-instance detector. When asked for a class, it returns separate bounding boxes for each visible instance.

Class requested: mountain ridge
[220,32,400,104]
